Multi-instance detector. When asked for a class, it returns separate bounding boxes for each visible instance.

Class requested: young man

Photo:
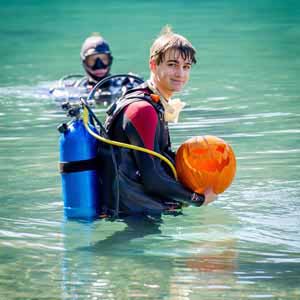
[104,26,216,215]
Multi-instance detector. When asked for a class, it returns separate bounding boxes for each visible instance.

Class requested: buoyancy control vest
[105,83,174,161]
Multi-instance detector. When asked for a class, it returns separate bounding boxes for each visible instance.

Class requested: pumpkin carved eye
[216,145,225,153]
[176,135,236,194]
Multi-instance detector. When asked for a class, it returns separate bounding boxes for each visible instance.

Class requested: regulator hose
[81,103,178,180]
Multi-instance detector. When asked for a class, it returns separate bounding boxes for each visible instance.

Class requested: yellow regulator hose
[82,105,178,179]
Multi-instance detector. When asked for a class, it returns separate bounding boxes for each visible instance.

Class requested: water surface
[0,1,299,299]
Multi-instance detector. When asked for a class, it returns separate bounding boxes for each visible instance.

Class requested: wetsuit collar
[147,80,169,102]
[147,80,186,123]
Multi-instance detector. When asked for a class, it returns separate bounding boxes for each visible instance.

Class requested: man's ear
[149,59,156,72]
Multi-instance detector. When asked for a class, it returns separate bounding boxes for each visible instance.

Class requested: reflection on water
[59,214,240,299]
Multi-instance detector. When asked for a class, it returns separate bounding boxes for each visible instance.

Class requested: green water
[0,1,300,299]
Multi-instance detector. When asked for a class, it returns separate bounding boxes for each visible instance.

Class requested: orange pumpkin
[175,135,236,194]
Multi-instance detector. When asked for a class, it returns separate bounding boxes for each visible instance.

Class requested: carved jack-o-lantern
[175,135,236,194]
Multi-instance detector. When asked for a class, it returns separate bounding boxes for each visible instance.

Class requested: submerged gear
[50,73,144,107]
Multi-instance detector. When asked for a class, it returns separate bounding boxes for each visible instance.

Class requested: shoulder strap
[105,85,164,133]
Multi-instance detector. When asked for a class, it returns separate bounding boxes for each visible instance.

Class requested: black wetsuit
[103,82,200,215]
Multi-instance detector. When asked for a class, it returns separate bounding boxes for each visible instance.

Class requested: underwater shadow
[79,215,164,255]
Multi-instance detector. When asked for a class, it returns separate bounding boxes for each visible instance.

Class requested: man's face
[151,49,192,98]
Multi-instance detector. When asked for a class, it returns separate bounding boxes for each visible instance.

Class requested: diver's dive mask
[83,54,113,82]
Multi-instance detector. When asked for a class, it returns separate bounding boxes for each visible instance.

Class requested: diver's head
[80,34,113,83]
[149,26,196,99]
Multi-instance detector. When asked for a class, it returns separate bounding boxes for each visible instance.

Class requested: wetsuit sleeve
[122,101,195,204]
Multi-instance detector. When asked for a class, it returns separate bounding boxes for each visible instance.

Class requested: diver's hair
[150,25,197,65]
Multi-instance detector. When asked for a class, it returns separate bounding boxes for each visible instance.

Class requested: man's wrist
[191,192,205,206]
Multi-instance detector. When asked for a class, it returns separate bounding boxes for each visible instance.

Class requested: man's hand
[203,188,218,205]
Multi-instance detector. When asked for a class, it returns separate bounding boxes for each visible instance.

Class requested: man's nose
[175,66,185,77]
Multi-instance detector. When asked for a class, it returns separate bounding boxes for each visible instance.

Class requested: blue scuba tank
[59,119,100,219]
